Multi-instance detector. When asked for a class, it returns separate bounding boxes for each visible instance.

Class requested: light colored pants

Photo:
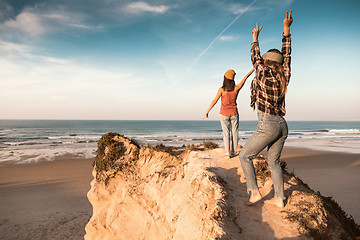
[239,111,288,199]
[219,114,239,155]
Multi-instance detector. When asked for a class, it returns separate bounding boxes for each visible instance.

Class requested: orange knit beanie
[224,69,236,80]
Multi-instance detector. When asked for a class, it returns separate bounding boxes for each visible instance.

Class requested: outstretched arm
[282,9,293,83]
[251,23,264,72]
[235,68,254,92]
[203,88,223,120]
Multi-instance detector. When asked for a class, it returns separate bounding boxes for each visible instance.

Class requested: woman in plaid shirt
[239,10,293,208]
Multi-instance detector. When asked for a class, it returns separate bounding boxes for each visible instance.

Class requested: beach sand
[0,155,94,240]
[0,147,359,239]
[281,147,360,225]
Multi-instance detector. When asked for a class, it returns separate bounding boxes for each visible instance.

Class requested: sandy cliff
[85,133,360,240]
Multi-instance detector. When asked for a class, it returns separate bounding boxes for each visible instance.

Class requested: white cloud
[229,3,258,15]
[0,1,171,37]
[0,39,133,91]
[0,40,72,65]
[0,6,98,37]
[3,11,45,36]
[123,1,170,14]
[266,0,294,5]
[219,35,238,42]
[42,11,95,30]
[0,40,33,55]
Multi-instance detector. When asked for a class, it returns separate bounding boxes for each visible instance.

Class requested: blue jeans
[219,114,239,155]
[239,111,288,199]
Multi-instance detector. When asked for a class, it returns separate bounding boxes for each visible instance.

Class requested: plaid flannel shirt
[250,34,291,116]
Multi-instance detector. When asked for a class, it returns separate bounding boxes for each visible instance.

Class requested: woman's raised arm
[235,68,254,92]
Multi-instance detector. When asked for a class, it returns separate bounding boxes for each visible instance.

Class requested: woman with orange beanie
[203,68,254,158]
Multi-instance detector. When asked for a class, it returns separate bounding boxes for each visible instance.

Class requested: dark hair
[222,77,235,91]
[264,49,287,96]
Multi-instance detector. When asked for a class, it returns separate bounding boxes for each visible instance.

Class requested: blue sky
[0,0,359,120]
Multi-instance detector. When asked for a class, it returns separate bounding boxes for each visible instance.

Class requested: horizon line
[1,119,360,122]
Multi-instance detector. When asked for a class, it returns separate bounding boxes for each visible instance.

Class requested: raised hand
[252,22,263,43]
[283,9,293,35]
[202,113,209,120]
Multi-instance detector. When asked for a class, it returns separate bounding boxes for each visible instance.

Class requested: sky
[0,0,359,121]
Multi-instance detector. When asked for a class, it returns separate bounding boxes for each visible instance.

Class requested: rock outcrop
[85,133,238,239]
[85,133,360,240]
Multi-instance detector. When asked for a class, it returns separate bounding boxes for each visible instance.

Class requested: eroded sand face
[85,135,236,239]
[85,133,358,240]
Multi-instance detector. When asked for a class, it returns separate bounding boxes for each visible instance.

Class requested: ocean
[0,120,359,164]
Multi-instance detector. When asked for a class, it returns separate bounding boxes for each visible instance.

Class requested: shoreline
[1,137,359,166]
[0,146,359,239]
